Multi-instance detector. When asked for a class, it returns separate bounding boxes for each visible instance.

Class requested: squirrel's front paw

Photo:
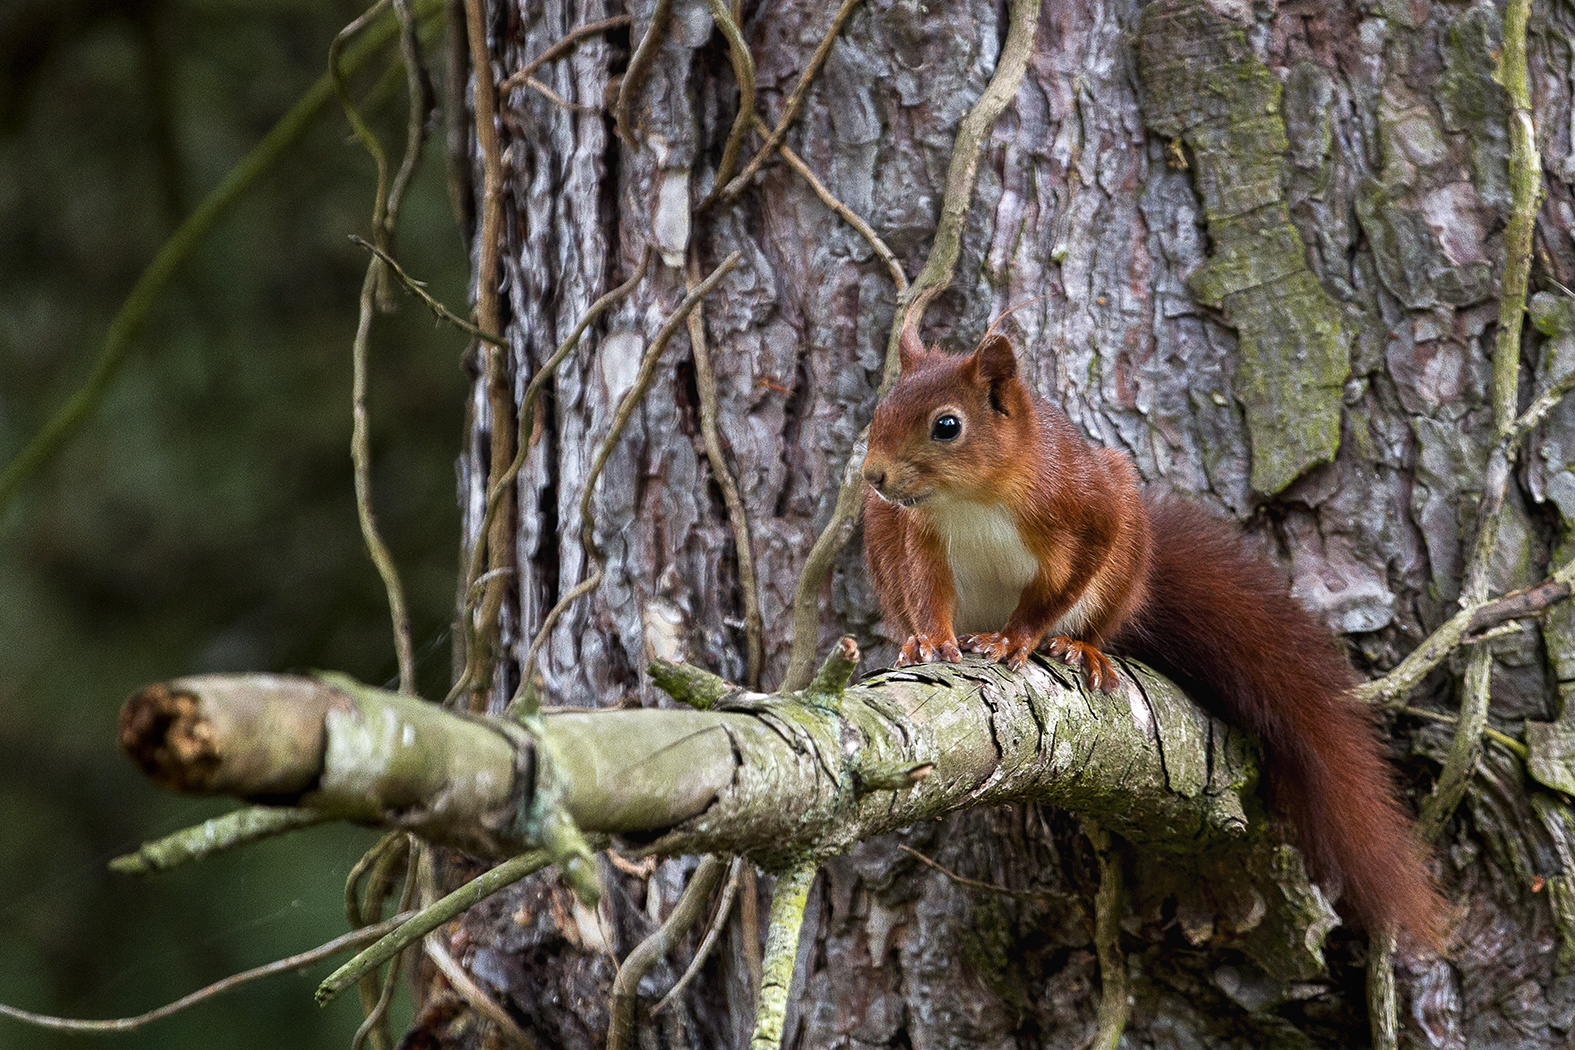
[960,632,1036,671]
[896,634,962,667]
[1045,636,1122,693]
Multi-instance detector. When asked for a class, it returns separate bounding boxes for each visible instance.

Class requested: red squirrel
[861,323,1446,947]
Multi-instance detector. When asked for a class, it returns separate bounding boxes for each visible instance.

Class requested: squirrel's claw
[896,634,962,667]
[960,631,1036,671]
[1045,636,1121,693]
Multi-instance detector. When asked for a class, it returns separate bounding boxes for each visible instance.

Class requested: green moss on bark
[1137,0,1351,497]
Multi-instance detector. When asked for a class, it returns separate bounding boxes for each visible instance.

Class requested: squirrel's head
[861,324,1037,508]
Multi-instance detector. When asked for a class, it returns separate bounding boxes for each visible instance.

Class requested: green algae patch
[1138,0,1351,498]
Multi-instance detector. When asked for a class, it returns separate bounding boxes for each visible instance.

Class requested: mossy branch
[115,650,1303,945]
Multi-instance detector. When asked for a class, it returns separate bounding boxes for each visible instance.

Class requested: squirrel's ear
[898,323,927,374]
[972,332,1019,383]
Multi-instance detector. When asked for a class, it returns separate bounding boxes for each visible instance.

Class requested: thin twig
[779,0,1039,690]
[1358,557,1575,707]
[109,806,327,875]
[897,844,1052,899]
[614,0,674,143]
[0,912,416,1033]
[1504,362,1575,449]
[330,1,395,250]
[382,0,436,309]
[351,235,504,344]
[347,832,409,1050]
[654,856,746,1014]
[353,837,420,1050]
[499,14,632,94]
[898,0,1041,361]
[607,857,729,1050]
[777,141,907,295]
[518,252,743,697]
[0,0,443,518]
[702,0,757,196]
[464,0,514,711]
[523,75,597,112]
[686,249,765,688]
[713,0,866,205]
[351,257,418,693]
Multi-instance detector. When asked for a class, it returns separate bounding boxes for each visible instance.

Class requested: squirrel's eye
[931,414,962,442]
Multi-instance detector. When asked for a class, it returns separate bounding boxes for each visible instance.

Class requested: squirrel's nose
[864,465,886,491]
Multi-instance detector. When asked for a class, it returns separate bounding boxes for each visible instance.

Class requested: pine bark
[442,0,1575,1046]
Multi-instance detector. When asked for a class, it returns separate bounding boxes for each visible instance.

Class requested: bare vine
[1365,0,1543,1039]
[687,248,765,688]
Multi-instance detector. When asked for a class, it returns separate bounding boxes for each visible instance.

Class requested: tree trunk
[438,0,1575,1046]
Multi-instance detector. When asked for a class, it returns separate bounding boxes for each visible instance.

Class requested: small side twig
[350,236,503,344]
[898,0,1041,355]
[1358,557,1575,707]
[350,254,418,693]
[498,14,633,94]
[383,0,435,308]
[805,636,859,702]
[355,837,421,1050]
[777,141,907,296]
[897,844,1049,899]
[318,849,551,1005]
[607,856,729,1050]
[1402,706,1530,761]
[346,832,411,1050]
[109,806,327,875]
[425,933,535,1049]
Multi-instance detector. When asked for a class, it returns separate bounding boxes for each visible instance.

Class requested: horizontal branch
[118,660,1254,869]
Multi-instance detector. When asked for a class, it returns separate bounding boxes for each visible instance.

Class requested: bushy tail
[1117,497,1446,948]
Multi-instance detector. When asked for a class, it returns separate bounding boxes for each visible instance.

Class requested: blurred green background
[1,1,471,1045]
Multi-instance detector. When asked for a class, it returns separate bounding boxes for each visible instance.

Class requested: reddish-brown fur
[862,328,1446,947]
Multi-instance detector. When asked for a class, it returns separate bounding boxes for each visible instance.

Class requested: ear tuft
[973,332,1018,383]
[898,324,927,374]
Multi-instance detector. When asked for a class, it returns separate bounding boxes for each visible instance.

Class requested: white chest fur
[926,501,1041,634]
